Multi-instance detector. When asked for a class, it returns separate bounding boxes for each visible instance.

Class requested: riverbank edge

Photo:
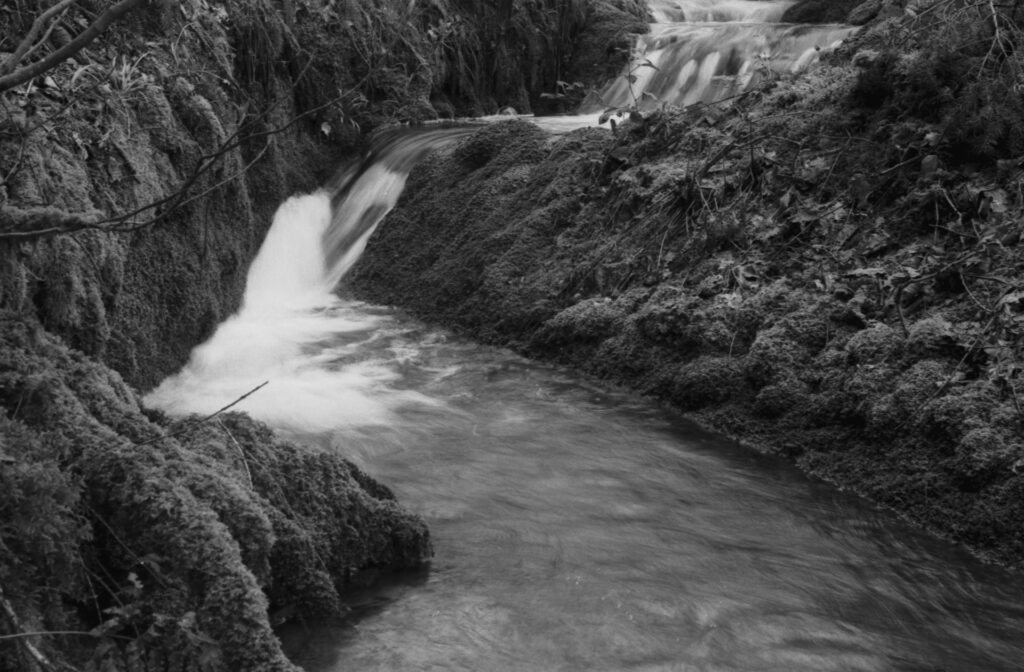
[347,111,1024,571]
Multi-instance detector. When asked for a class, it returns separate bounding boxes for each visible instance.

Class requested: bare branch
[0,630,98,641]
[0,0,78,78]
[0,583,57,672]
[18,7,74,68]
[0,87,348,241]
[0,0,146,94]
[138,381,269,446]
[0,205,104,239]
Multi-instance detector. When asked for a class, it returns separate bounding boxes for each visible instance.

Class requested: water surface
[274,310,1024,672]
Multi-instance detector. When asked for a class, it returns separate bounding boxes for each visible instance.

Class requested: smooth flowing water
[272,316,1024,672]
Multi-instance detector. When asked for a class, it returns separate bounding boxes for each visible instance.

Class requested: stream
[273,311,1024,672]
[144,1,1024,670]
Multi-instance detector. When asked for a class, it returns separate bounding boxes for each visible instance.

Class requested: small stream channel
[270,308,1024,672]
[145,1,1024,669]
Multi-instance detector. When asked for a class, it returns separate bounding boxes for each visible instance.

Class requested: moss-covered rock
[744,325,812,388]
[534,297,627,346]
[671,356,748,411]
[0,313,430,671]
[754,376,811,419]
[781,0,868,23]
[845,323,904,364]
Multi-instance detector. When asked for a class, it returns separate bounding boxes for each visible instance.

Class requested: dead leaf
[844,267,887,278]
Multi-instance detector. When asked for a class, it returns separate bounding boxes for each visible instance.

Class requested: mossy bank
[348,6,1024,570]
[0,313,430,671]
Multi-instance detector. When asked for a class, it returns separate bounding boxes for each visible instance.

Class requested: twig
[218,419,253,489]
[118,141,271,232]
[878,154,921,177]
[18,7,74,69]
[0,631,98,641]
[0,0,79,78]
[0,0,147,94]
[893,283,908,336]
[697,134,765,180]
[979,0,1006,74]
[0,583,56,672]
[138,381,268,446]
[81,503,154,582]
[1009,378,1022,417]
[0,86,343,240]
[960,270,993,313]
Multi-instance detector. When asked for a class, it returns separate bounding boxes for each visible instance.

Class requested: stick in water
[139,381,269,446]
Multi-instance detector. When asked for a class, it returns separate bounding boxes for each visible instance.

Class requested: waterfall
[143,128,474,430]
[586,0,855,111]
[144,2,859,428]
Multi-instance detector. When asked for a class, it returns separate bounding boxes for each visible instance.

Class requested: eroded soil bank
[349,24,1024,569]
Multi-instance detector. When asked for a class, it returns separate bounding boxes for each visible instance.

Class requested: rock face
[348,112,1024,570]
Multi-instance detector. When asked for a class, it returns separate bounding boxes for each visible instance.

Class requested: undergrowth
[847,0,1024,163]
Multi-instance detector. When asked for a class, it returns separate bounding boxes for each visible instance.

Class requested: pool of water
[273,307,1024,672]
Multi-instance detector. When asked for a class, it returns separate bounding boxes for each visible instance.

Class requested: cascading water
[586,0,855,110]
[145,6,1024,671]
[143,128,476,431]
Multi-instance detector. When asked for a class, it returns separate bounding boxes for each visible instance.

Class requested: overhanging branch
[0,0,147,94]
[0,88,349,241]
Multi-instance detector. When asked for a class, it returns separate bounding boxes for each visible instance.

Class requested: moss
[534,297,626,346]
[771,305,836,350]
[862,359,950,434]
[905,316,958,361]
[633,292,705,350]
[671,356,748,411]
[744,325,811,389]
[845,323,903,364]
[781,0,865,23]
[453,120,548,171]
[949,427,1020,492]
[754,376,810,419]
[847,0,883,25]
[919,386,998,444]
[0,313,430,671]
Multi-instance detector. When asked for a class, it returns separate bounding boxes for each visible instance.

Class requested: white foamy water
[648,0,794,22]
[143,125,570,431]
[323,165,411,289]
[586,0,856,111]
[144,190,438,431]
